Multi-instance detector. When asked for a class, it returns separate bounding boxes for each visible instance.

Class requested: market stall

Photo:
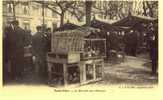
[47,27,106,86]
[112,14,158,55]
[53,22,80,32]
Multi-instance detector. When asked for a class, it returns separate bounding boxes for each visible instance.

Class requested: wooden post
[83,63,86,83]
[101,59,104,79]
[79,62,83,84]
[63,64,68,85]
[93,63,96,80]
[104,39,107,57]
[47,62,53,82]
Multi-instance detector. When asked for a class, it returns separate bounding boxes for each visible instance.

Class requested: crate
[47,52,80,64]
[47,57,104,86]
[47,62,80,86]
[79,58,104,85]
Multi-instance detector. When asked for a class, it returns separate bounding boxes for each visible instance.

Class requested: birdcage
[47,27,106,86]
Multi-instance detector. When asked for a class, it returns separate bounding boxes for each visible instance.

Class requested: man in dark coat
[147,25,158,75]
[45,28,52,52]
[108,31,119,51]
[32,26,48,81]
[5,20,26,81]
[129,30,138,56]
[124,30,138,56]
[3,25,12,83]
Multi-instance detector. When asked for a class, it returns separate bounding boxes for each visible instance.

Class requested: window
[23,5,29,15]
[44,8,49,17]
[22,2,29,15]
[32,5,40,16]
[7,3,13,13]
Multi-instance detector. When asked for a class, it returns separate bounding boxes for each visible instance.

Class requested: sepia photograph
[2,0,158,88]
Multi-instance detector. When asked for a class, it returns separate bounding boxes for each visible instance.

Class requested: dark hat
[11,20,19,25]
[36,26,42,30]
[46,27,51,31]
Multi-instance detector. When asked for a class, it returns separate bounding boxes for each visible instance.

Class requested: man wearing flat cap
[32,26,48,82]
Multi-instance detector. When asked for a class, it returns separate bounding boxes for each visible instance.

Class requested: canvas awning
[112,14,157,27]
[54,22,80,32]
[54,26,101,38]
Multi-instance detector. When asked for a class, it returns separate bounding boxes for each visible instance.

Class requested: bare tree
[92,1,133,20]
[36,1,158,27]
[93,1,158,20]
[35,0,77,27]
[85,1,93,26]
[145,1,158,17]
[142,2,147,16]
[138,1,158,17]
[67,1,85,22]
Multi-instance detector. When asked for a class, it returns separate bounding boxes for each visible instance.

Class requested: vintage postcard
[0,0,162,99]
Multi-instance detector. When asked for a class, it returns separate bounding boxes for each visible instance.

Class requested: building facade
[3,1,60,35]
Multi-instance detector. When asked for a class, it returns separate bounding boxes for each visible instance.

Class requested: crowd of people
[3,20,52,84]
[107,30,138,57]
[107,23,158,75]
[147,23,158,75]
[3,19,158,84]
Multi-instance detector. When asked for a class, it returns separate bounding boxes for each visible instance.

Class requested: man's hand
[24,45,32,49]
[32,56,36,62]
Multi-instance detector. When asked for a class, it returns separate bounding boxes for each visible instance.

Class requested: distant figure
[24,29,33,71]
[32,26,48,81]
[108,31,119,51]
[147,24,158,75]
[24,29,32,46]
[124,30,138,56]
[5,20,26,81]
[45,28,52,52]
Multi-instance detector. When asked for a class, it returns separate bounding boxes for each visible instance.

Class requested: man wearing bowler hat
[5,20,26,81]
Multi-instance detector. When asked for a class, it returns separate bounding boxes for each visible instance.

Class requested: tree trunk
[85,1,92,26]
[60,12,64,27]
[142,2,147,16]
[146,1,153,17]
[12,2,16,20]
[104,10,108,19]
